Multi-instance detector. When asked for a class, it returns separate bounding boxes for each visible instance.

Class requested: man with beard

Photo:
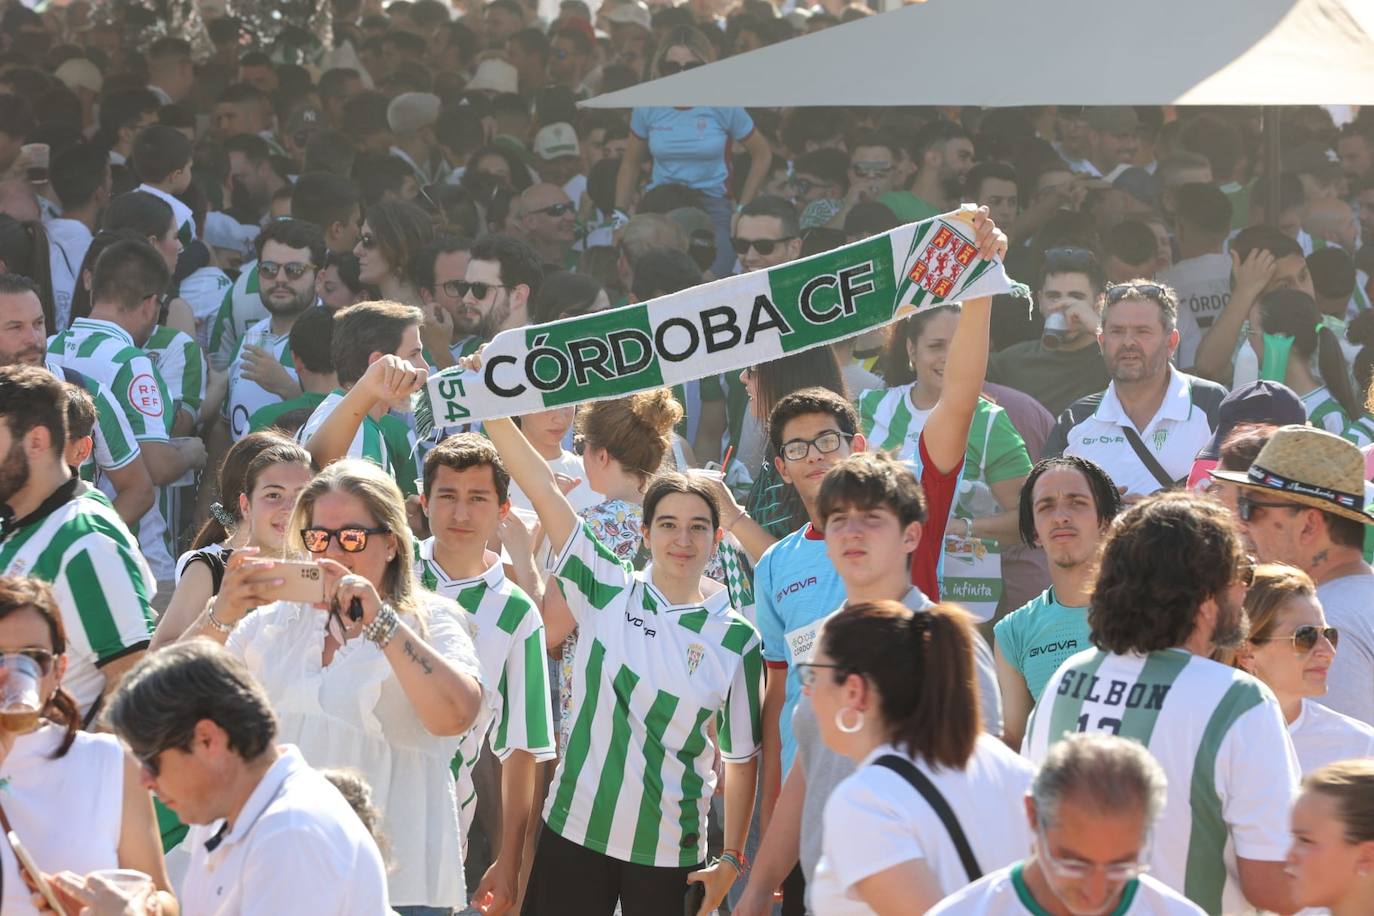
[1023,491,1298,916]
[224,219,326,441]
[1212,425,1374,727]
[1045,281,1225,497]
[0,364,155,721]
[0,275,155,526]
[456,235,544,350]
[881,120,975,223]
[995,455,1122,750]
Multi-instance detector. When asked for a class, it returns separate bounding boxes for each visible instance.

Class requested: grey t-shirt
[1316,573,1374,726]
[792,587,1004,890]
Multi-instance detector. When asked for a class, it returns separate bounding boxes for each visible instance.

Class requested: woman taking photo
[354,198,435,306]
[1286,759,1374,915]
[806,599,1033,914]
[1225,564,1374,773]
[0,576,177,916]
[484,407,763,916]
[182,459,484,915]
[152,435,312,648]
[614,26,772,278]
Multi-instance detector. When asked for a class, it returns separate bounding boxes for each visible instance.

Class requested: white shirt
[1315,573,1374,726]
[226,596,483,907]
[928,862,1203,915]
[1158,252,1231,370]
[810,736,1034,915]
[226,318,297,441]
[1289,697,1374,774]
[508,448,596,513]
[44,217,93,331]
[183,744,389,916]
[136,182,195,241]
[0,727,124,916]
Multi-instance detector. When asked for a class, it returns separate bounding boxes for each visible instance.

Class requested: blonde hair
[288,459,425,628]
[577,389,683,482]
[649,25,717,78]
[1304,759,1374,844]
[1216,562,1316,668]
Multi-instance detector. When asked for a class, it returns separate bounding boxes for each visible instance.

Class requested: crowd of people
[3,0,1374,914]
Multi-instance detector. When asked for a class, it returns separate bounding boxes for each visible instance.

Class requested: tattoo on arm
[403,639,434,675]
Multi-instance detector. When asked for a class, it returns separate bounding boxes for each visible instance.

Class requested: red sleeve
[911,433,962,601]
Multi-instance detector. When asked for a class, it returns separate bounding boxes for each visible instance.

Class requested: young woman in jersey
[353,198,434,307]
[0,576,177,916]
[806,599,1034,913]
[1286,759,1374,914]
[186,459,484,914]
[485,409,763,916]
[1222,564,1374,774]
[1247,288,1372,445]
[152,436,312,648]
[613,26,772,278]
[863,304,1032,547]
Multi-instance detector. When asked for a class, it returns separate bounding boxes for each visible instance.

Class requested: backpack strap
[873,754,983,883]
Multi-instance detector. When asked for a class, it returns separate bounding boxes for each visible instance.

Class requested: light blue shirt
[630,106,755,197]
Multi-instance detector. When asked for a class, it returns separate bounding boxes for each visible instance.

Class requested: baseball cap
[606,1,652,32]
[287,106,324,140]
[1113,166,1160,208]
[1085,106,1139,134]
[467,59,519,95]
[387,92,441,134]
[533,122,580,160]
[54,58,102,95]
[1195,380,1308,464]
[1282,143,1340,177]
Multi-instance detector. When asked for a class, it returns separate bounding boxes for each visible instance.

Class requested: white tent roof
[582,0,1374,109]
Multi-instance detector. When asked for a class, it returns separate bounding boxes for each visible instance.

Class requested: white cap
[55,58,103,94]
[387,92,441,133]
[606,2,652,32]
[466,59,519,95]
[533,122,580,160]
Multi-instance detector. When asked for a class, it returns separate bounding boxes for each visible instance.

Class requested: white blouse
[227,595,483,908]
[0,725,125,915]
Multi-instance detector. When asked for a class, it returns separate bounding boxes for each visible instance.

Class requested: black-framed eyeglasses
[300,526,390,553]
[1236,495,1298,522]
[358,232,378,250]
[659,60,703,76]
[445,280,511,300]
[796,661,845,688]
[1253,625,1339,653]
[0,649,55,677]
[529,202,575,218]
[259,260,316,280]
[1106,282,1168,304]
[732,236,795,256]
[780,430,854,462]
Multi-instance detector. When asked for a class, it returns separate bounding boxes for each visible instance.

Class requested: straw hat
[1210,424,1374,524]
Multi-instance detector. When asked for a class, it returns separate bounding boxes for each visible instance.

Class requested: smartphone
[8,830,67,915]
[260,560,326,604]
[683,880,705,916]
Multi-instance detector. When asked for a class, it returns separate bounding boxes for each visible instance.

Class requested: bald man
[518,183,578,270]
[1303,197,1359,252]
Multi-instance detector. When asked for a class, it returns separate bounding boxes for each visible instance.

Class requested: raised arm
[304,356,426,469]
[1193,248,1273,383]
[484,416,581,556]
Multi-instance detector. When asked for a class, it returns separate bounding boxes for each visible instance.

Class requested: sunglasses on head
[444,280,511,300]
[659,60,703,76]
[1253,624,1339,653]
[732,236,795,256]
[1042,245,1097,268]
[1106,282,1168,304]
[529,202,575,218]
[258,260,316,280]
[300,526,390,553]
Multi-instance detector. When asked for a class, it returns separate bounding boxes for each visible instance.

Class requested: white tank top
[0,724,124,915]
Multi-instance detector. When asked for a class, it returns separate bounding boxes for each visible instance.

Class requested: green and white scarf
[415,210,1018,435]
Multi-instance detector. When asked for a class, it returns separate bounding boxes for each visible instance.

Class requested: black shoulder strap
[874,754,983,883]
[1121,425,1183,490]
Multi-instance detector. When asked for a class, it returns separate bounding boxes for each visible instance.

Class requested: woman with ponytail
[1249,288,1374,445]
[0,575,177,914]
[0,213,56,334]
[805,600,1034,913]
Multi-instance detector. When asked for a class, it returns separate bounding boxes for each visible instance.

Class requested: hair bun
[628,388,685,438]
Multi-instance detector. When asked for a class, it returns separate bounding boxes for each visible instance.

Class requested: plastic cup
[0,654,42,722]
[20,143,49,183]
[88,869,155,896]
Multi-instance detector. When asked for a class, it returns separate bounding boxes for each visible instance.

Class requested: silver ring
[341,575,367,589]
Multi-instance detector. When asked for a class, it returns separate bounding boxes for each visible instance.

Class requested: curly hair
[1089,491,1245,655]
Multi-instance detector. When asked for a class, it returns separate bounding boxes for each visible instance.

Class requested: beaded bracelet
[207,608,235,634]
[363,603,400,649]
[718,849,748,876]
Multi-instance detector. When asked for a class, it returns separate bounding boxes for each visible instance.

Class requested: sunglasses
[659,60,703,76]
[779,430,853,462]
[358,233,378,250]
[850,161,893,179]
[1236,496,1297,522]
[1254,625,1339,653]
[134,738,186,779]
[0,649,55,677]
[732,236,795,256]
[795,661,845,688]
[1106,282,1168,304]
[258,260,316,280]
[444,280,511,300]
[529,202,575,218]
[300,526,390,553]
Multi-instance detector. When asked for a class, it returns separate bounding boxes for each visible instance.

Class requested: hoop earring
[835,707,864,734]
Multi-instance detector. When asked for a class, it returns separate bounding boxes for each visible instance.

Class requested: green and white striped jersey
[45,358,140,476]
[144,324,207,422]
[1023,648,1298,915]
[544,523,764,868]
[207,263,266,372]
[1301,386,1374,447]
[298,391,421,497]
[225,318,296,441]
[859,387,1030,486]
[416,544,556,840]
[0,480,154,717]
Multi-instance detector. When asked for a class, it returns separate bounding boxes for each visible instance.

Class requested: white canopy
[581,0,1374,109]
